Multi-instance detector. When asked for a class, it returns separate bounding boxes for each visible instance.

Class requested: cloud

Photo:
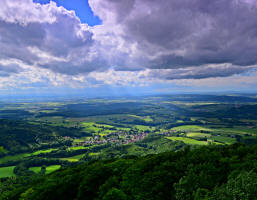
[1,0,257,90]
[148,64,257,80]
[0,63,22,77]
[90,0,257,71]
[0,0,56,25]
[0,0,105,76]
[171,70,257,92]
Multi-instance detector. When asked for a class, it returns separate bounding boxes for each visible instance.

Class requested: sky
[0,0,257,97]
[33,0,101,26]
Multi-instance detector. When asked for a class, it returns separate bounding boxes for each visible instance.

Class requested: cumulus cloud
[1,0,257,90]
[0,0,56,25]
[0,0,105,77]
[90,0,257,70]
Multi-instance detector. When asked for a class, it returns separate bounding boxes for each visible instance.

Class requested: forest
[1,144,257,200]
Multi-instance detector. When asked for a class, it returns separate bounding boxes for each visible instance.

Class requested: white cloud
[0,0,105,77]
[0,0,56,25]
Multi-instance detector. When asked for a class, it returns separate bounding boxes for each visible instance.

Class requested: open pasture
[29,165,61,174]
[171,125,212,132]
[0,166,15,178]
[166,136,208,145]
[60,154,85,162]
[186,132,211,138]
[0,148,59,164]
[212,136,236,144]
[31,148,58,156]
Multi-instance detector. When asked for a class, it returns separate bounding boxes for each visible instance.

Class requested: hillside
[0,119,85,155]
[1,144,257,200]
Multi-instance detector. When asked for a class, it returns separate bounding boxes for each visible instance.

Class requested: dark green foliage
[102,188,127,200]
[0,119,81,155]
[211,170,257,200]
[38,102,147,118]
[1,144,257,200]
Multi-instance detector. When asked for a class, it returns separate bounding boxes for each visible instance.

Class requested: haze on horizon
[1,0,257,96]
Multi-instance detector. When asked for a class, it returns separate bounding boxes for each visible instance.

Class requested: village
[68,125,241,148]
[73,130,150,146]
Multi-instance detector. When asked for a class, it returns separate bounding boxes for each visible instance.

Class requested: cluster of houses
[71,125,242,147]
[74,130,149,146]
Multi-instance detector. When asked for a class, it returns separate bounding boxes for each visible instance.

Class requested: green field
[166,136,208,145]
[213,127,256,136]
[74,137,91,143]
[186,132,211,138]
[82,122,102,133]
[81,122,119,135]
[60,154,85,162]
[0,147,60,164]
[97,124,115,128]
[171,125,212,132]
[128,115,153,122]
[46,165,61,174]
[0,166,15,178]
[31,148,57,156]
[144,116,153,122]
[29,165,61,174]
[67,146,87,151]
[0,153,29,164]
[29,166,41,173]
[0,146,5,153]
[88,152,100,156]
[212,136,236,144]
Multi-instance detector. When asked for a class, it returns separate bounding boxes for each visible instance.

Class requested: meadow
[60,154,85,162]
[186,132,211,138]
[171,125,212,132]
[29,165,61,174]
[166,136,208,145]
[0,166,15,178]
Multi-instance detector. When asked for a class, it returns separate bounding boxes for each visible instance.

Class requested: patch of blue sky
[33,0,101,26]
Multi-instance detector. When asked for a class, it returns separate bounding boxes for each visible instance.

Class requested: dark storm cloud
[38,58,107,75]
[149,65,256,80]
[0,63,23,77]
[90,0,257,75]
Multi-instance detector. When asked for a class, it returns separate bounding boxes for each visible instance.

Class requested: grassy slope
[59,154,85,162]
[29,165,61,174]
[171,125,212,132]
[186,132,211,138]
[212,136,236,144]
[0,166,15,178]
[0,148,58,164]
[166,136,208,145]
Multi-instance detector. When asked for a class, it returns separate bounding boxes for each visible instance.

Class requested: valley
[0,94,257,179]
